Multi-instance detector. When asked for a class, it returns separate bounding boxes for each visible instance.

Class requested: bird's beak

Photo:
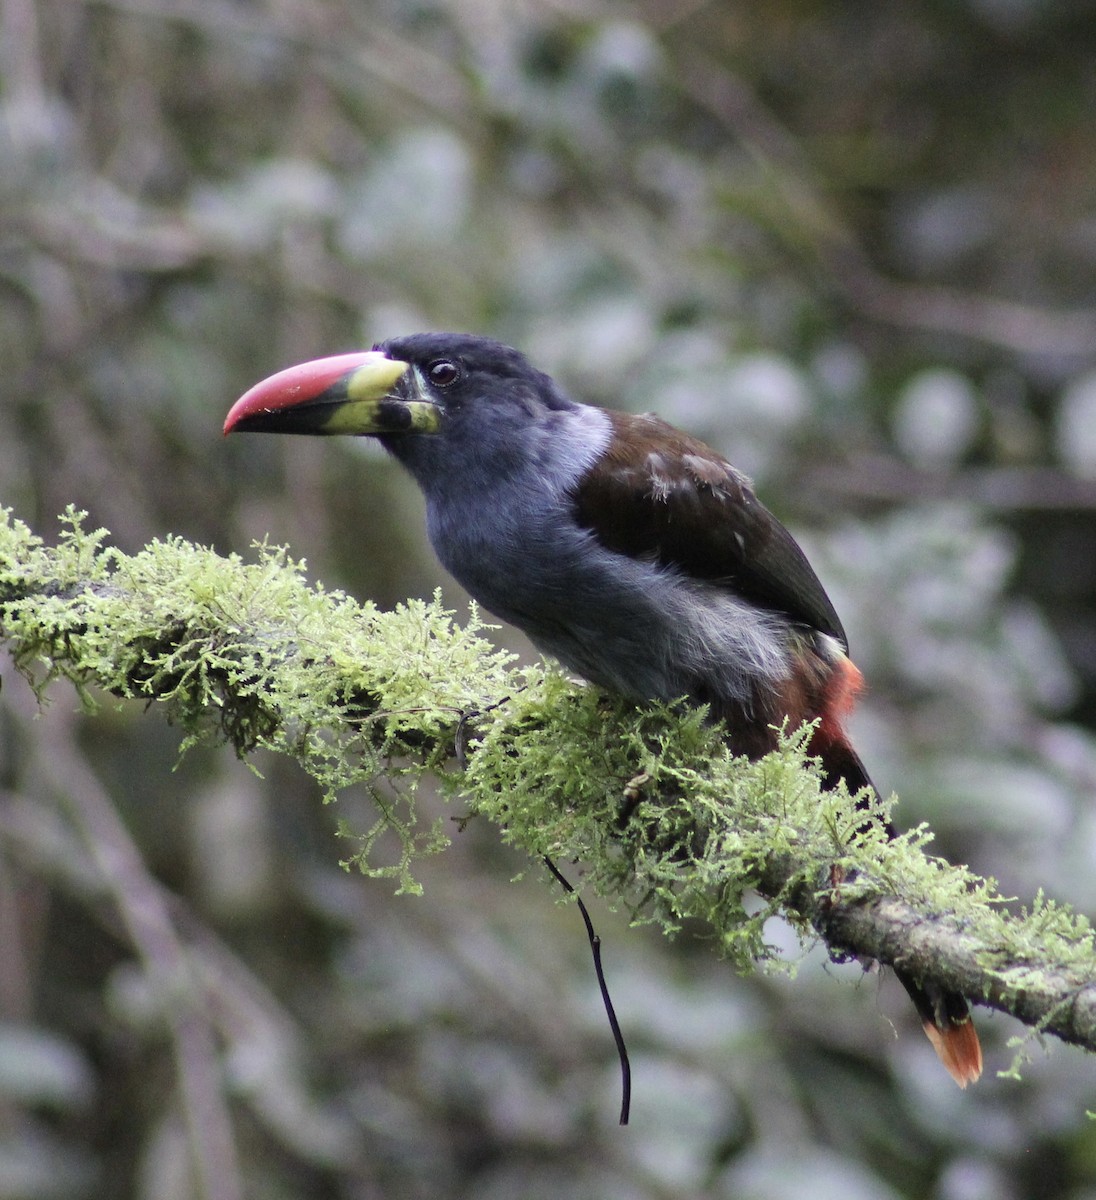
[223,351,441,437]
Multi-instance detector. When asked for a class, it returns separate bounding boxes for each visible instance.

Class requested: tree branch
[678,52,1096,360]
[2,507,1094,1065]
[29,709,245,1200]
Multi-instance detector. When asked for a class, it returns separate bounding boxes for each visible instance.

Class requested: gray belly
[440,525,792,708]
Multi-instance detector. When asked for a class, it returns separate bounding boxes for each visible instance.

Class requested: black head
[375,332,575,422]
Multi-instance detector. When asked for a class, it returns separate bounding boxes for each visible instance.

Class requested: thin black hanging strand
[543,856,631,1126]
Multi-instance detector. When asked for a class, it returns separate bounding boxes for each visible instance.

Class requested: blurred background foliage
[3,0,1096,1196]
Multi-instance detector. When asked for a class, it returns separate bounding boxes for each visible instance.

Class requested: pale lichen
[2,506,1095,1051]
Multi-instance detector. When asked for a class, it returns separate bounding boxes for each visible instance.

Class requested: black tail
[894,973,983,1088]
[819,737,983,1088]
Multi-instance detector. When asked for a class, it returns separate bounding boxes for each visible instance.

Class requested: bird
[224,331,983,1087]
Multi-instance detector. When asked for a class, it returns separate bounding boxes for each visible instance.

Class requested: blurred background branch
[30,707,244,1200]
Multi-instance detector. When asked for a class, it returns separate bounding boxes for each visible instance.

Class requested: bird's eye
[426,359,461,388]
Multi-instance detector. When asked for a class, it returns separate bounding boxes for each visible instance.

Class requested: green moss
[2,506,1095,1048]
[0,507,514,892]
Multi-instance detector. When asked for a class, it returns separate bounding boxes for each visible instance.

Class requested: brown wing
[573,410,848,649]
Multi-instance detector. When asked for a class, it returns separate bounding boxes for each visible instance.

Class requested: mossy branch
[2,507,1095,1063]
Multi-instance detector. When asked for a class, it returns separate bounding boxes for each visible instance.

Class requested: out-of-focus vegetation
[3,1,1096,1197]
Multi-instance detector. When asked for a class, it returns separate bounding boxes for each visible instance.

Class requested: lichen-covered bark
[2,507,1094,1064]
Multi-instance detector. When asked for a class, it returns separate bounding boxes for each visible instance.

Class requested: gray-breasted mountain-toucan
[225,331,982,1087]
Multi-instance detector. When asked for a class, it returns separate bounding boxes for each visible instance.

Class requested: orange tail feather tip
[922,1019,983,1089]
